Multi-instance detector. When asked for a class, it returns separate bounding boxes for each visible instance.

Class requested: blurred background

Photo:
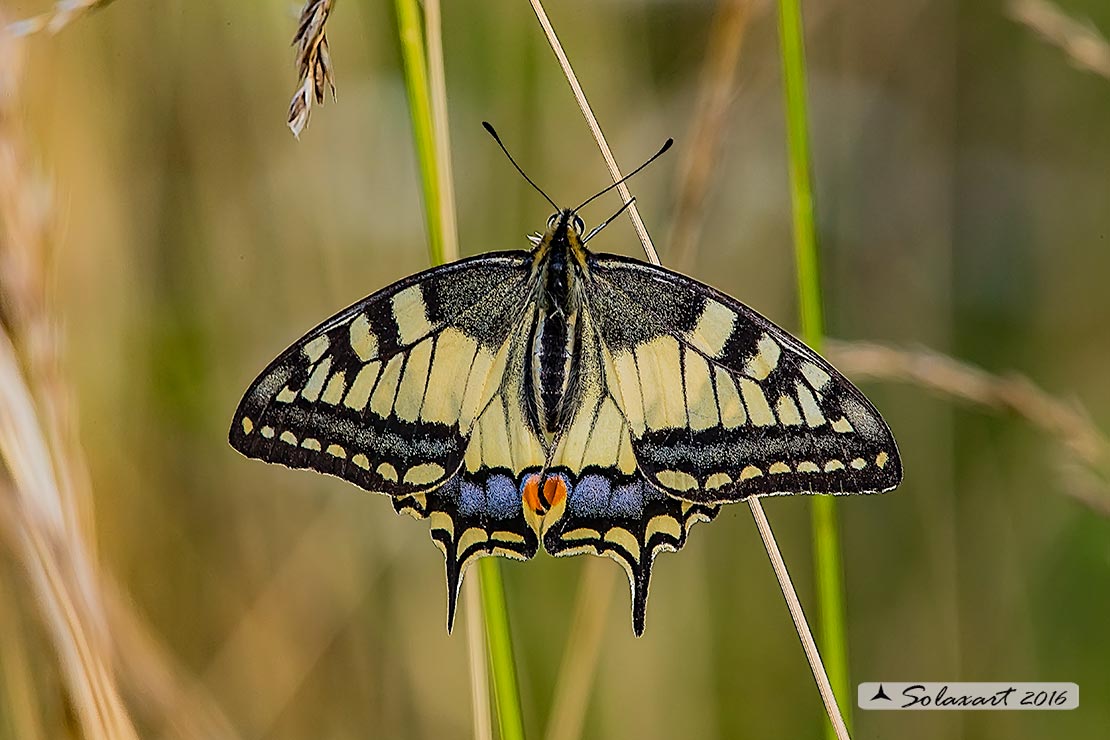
[2,0,1109,738]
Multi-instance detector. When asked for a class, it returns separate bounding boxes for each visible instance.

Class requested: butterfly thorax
[526,210,589,445]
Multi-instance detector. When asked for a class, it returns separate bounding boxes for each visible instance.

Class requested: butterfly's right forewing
[585,255,902,504]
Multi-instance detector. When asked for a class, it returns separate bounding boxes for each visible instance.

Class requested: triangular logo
[870,684,892,701]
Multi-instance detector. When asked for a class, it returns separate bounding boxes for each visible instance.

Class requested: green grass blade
[778,2,824,346]
[479,559,527,740]
[394,0,446,266]
[776,0,854,735]
[393,2,526,737]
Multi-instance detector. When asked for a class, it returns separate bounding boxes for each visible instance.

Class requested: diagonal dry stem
[527,3,850,737]
[528,0,661,263]
[828,340,1110,516]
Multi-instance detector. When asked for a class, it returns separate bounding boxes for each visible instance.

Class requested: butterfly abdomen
[527,240,580,440]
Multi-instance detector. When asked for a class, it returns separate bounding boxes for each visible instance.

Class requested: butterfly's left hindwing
[230,252,548,631]
[394,469,539,630]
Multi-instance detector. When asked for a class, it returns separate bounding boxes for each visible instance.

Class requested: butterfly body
[230,209,901,634]
[526,209,586,444]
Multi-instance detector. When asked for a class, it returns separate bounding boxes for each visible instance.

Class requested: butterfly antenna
[583,197,636,243]
[573,138,673,212]
[483,122,559,211]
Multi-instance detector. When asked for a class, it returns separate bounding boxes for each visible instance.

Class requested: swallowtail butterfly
[230,161,901,635]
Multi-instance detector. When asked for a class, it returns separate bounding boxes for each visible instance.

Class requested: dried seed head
[288,0,337,138]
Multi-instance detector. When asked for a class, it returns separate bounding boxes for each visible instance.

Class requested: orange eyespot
[522,474,545,514]
[542,475,567,510]
[522,473,567,515]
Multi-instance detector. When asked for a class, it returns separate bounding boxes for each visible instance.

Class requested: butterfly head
[546,208,586,239]
[533,208,590,269]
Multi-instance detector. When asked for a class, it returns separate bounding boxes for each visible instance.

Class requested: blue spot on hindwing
[485,474,519,520]
[458,477,485,517]
[453,472,521,520]
[568,474,610,517]
[610,480,646,518]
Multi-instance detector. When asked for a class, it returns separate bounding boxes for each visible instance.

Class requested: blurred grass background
[2,0,1110,738]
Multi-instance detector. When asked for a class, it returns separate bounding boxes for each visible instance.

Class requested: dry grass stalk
[465,575,494,740]
[288,0,337,138]
[828,340,1110,516]
[527,3,851,737]
[543,559,614,740]
[7,0,117,37]
[669,0,760,272]
[745,498,850,740]
[0,26,139,740]
[1009,0,1110,80]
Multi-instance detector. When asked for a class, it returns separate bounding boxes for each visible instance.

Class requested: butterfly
[229,135,901,635]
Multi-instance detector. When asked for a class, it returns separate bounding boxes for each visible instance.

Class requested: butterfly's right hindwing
[229,252,534,496]
[542,471,719,636]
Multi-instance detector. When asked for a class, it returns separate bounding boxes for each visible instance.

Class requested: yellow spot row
[652,451,891,492]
